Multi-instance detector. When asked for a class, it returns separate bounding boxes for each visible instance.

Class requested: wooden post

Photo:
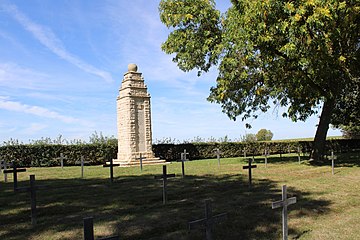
[83,217,95,240]
[29,175,37,226]
[154,165,175,204]
[83,217,119,240]
[243,158,257,187]
[3,161,26,192]
[264,149,268,168]
[272,185,297,240]
[331,151,334,175]
[297,146,301,164]
[103,158,120,183]
[188,200,227,240]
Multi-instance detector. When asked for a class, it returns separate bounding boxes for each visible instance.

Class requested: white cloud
[23,123,48,135]
[0,98,79,123]
[1,3,114,83]
[0,62,52,90]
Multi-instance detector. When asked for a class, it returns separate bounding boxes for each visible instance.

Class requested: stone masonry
[114,64,165,166]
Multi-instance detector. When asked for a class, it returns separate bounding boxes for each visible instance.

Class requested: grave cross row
[188,200,227,240]
[103,159,120,183]
[83,217,119,240]
[154,165,175,204]
[243,158,257,187]
[272,185,297,240]
[3,161,26,191]
[16,174,47,226]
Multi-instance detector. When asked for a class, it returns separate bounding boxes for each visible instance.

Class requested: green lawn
[0,153,359,239]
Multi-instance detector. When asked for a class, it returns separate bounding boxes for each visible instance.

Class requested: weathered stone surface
[115,64,165,166]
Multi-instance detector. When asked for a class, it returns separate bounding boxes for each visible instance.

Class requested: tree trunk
[311,98,336,161]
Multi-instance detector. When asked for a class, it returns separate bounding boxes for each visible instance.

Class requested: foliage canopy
[159,0,360,159]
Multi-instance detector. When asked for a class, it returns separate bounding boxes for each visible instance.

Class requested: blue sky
[0,0,341,143]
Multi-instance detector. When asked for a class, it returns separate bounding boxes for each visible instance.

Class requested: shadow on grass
[308,150,360,168]
[0,173,331,240]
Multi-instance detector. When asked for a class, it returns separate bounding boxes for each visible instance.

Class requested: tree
[241,133,256,142]
[256,129,273,141]
[340,125,360,139]
[159,0,360,161]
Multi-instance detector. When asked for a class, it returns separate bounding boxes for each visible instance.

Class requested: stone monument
[114,64,165,166]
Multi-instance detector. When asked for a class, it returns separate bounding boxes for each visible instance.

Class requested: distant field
[1,152,359,239]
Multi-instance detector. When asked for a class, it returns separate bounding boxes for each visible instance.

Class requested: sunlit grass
[0,152,359,239]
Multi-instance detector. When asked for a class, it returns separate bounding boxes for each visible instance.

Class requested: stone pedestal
[114,64,165,166]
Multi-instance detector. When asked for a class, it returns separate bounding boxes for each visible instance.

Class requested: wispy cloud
[0,62,52,90]
[1,3,114,83]
[0,98,79,124]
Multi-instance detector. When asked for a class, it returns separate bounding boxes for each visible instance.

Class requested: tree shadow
[308,150,360,167]
[0,172,331,239]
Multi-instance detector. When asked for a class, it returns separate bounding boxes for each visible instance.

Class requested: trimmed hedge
[0,139,359,167]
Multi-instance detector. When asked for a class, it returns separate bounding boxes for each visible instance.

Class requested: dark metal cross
[154,165,175,204]
[188,200,227,240]
[243,158,257,187]
[3,161,26,191]
[103,158,120,183]
[16,174,46,226]
[272,185,297,240]
[136,153,145,172]
[83,217,119,240]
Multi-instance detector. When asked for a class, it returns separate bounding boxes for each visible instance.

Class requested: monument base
[113,152,167,167]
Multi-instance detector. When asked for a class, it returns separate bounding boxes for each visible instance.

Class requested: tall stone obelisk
[115,64,164,166]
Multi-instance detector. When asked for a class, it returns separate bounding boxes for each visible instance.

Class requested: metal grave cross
[83,217,119,240]
[103,158,120,183]
[77,156,90,178]
[56,153,67,169]
[330,150,337,175]
[272,185,297,240]
[180,149,189,177]
[136,153,145,172]
[16,174,47,225]
[154,165,175,204]
[243,158,257,187]
[3,161,26,192]
[264,148,270,168]
[188,200,227,240]
[213,148,221,167]
[1,159,11,183]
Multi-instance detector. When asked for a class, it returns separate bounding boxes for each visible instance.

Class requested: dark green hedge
[0,139,359,167]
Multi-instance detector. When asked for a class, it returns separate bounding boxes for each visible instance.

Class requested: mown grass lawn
[0,152,359,240]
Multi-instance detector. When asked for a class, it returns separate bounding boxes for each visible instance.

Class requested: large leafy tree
[159,0,360,161]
